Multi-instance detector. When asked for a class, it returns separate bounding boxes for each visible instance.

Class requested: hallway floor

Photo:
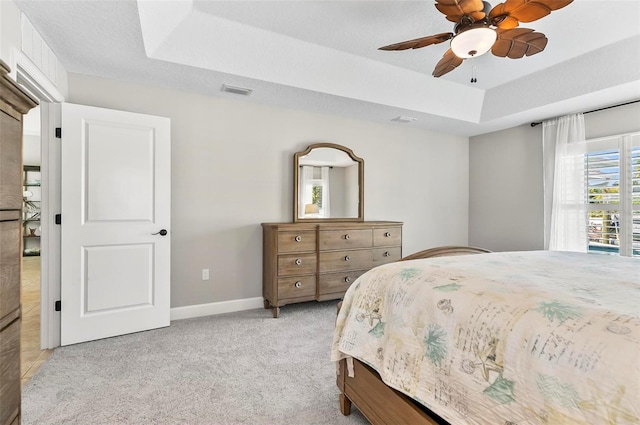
[21,256,53,386]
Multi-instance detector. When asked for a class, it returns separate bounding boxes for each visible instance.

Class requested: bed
[331,246,640,425]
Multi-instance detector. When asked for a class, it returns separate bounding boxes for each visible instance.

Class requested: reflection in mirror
[294,143,363,222]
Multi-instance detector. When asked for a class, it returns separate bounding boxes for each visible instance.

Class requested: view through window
[585,132,639,257]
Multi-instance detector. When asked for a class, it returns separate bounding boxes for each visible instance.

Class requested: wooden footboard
[337,358,445,425]
[335,246,492,425]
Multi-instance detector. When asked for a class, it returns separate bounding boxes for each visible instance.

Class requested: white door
[60,103,171,346]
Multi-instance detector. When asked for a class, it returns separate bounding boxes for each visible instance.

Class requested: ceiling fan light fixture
[450,27,497,59]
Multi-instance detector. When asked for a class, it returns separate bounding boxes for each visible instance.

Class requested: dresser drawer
[0,220,20,320]
[319,269,368,295]
[0,318,20,425]
[277,231,316,253]
[373,227,402,247]
[372,246,402,266]
[278,275,316,299]
[319,229,372,250]
[319,249,372,272]
[277,253,317,276]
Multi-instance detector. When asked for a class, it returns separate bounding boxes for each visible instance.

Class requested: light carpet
[22,302,368,425]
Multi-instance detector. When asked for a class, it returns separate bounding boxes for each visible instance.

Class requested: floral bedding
[331,251,640,424]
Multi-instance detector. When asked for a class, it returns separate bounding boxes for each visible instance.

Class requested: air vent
[221,84,253,96]
[391,116,417,123]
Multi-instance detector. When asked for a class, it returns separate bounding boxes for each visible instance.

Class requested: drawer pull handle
[344,277,351,283]
[344,255,351,261]
[295,258,302,265]
[343,234,350,240]
[294,235,302,242]
[384,232,391,237]
[384,251,391,257]
[294,281,302,288]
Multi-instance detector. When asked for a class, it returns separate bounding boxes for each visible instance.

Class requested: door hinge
[54,300,61,311]
[55,127,61,138]
[55,214,61,225]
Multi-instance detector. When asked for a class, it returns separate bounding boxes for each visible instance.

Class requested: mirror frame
[293,142,364,223]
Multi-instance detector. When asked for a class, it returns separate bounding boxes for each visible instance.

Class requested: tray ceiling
[15,0,640,136]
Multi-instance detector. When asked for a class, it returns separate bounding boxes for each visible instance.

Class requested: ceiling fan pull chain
[470,58,478,84]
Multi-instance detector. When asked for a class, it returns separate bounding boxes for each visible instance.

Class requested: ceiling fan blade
[489,0,573,28]
[491,28,548,58]
[433,48,464,77]
[435,0,486,23]
[378,32,453,51]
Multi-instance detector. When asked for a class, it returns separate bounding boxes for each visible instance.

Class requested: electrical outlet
[202,269,210,280]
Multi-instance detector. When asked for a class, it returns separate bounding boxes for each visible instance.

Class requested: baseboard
[170,297,264,321]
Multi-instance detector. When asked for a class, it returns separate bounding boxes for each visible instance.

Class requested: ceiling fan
[379,0,574,78]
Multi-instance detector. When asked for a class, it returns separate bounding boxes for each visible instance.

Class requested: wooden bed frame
[336,246,492,425]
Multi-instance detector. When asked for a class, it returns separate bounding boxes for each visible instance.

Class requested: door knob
[152,229,168,236]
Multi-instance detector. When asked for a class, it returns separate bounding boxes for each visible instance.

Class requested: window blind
[585,133,639,257]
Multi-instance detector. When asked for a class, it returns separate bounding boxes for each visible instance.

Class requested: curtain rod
[530,99,640,127]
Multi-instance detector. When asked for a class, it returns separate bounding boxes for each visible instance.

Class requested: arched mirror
[294,143,364,222]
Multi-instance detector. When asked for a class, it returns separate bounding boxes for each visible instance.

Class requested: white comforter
[331,251,640,425]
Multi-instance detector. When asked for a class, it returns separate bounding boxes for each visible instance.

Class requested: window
[311,185,323,209]
[585,132,639,257]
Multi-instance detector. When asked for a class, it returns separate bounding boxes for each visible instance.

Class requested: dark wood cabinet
[0,60,38,425]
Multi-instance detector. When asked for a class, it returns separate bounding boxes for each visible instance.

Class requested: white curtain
[321,166,331,217]
[542,113,587,251]
[299,166,314,216]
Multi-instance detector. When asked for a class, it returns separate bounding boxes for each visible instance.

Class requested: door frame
[13,48,65,349]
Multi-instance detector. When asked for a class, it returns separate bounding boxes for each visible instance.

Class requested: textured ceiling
[14,0,640,136]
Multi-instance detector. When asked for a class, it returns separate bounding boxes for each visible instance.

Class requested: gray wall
[67,73,470,308]
[469,101,640,251]
[469,124,543,251]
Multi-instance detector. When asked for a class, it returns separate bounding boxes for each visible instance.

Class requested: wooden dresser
[0,61,38,425]
[262,221,402,317]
